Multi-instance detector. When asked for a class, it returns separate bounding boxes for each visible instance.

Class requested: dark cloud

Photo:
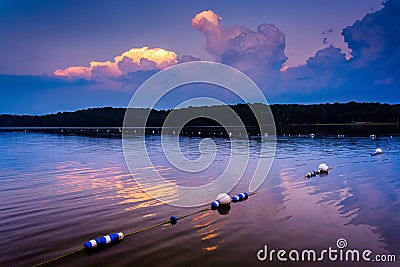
[113,69,158,87]
[0,74,105,114]
[306,46,347,69]
[278,46,348,95]
[343,0,400,70]
[341,0,400,92]
[322,29,334,34]
[0,74,95,90]
[272,0,400,103]
[179,55,201,63]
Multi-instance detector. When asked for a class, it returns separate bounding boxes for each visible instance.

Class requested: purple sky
[0,0,399,114]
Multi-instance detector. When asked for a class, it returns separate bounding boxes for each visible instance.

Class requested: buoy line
[304,145,399,178]
[33,191,256,266]
[370,146,398,156]
[303,163,331,178]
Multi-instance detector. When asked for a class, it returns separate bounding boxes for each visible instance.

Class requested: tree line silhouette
[0,102,399,128]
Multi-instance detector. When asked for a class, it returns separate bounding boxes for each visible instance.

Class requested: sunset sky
[0,0,399,114]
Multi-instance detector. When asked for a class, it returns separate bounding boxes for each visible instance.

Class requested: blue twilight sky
[0,0,399,114]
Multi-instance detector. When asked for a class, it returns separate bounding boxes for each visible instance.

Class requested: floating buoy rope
[370,145,398,155]
[304,163,332,178]
[33,191,256,267]
[370,147,383,156]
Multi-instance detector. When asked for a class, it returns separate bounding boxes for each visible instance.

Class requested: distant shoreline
[0,122,398,130]
[0,102,399,132]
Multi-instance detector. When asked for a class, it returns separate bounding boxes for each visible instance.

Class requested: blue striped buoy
[306,171,317,178]
[232,192,249,203]
[84,232,124,249]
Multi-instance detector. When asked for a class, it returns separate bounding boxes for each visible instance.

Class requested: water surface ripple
[0,132,399,266]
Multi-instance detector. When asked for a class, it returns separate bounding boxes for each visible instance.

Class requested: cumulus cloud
[114,47,178,69]
[192,10,287,81]
[279,46,348,94]
[192,10,247,58]
[54,46,178,79]
[192,10,221,29]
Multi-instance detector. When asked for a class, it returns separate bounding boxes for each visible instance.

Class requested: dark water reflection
[0,132,399,266]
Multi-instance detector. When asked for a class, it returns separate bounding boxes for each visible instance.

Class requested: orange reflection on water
[143,213,156,218]
[203,245,218,251]
[55,161,178,211]
[193,211,223,252]
[193,221,212,229]
[201,230,220,241]
[55,162,123,194]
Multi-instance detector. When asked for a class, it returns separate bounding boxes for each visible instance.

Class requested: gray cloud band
[122,61,276,207]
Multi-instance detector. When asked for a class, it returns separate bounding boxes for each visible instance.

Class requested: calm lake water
[0,132,399,266]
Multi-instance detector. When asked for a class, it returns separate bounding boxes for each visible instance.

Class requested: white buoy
[310,133,316,138]
[318,163,329,172]
[375,148,382,154]
[216,193,231,205]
